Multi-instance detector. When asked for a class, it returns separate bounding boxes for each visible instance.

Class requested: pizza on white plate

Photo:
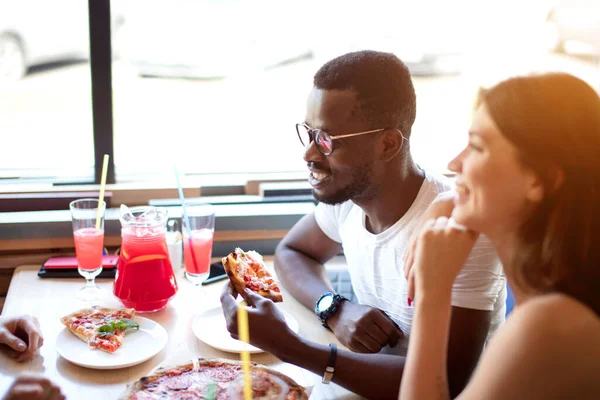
[60,306,139,354]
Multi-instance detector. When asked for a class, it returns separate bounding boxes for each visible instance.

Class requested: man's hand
[0,316,43,362]
[3,375,65,400]
[220,284,298,356]
[326,301,403,353]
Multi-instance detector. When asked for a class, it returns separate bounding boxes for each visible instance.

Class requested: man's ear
[379,129,405,162]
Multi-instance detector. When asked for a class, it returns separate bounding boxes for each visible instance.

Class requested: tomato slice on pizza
[60,306,138,354]
[222,248,283,302]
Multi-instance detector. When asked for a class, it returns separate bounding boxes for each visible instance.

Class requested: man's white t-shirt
[314,170,506,356]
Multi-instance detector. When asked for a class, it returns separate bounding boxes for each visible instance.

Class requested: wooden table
[0,258,362,399]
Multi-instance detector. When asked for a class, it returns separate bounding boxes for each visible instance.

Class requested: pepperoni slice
[167,391,201,399]
[203,365,240,382]
[165,375,193,390]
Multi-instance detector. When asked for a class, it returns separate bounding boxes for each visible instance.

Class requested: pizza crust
[222,252,249,298]
[120,357,308,400]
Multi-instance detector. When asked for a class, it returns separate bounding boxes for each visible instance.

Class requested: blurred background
[1,0,599,183]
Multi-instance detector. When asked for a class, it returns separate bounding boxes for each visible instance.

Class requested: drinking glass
[183,203,215,284]
[70,198,106,302]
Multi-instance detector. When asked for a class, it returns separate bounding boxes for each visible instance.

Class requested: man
[221,50,505,399]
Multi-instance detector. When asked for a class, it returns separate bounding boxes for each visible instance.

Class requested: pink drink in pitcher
[114,206,178,312]
[183,228,214,277]
[73,227,104,271]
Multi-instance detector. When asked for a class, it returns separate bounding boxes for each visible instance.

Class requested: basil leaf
[110,320,127,330]
[120,318,139,330]
[98,324,114,333]
[205,382,218,400]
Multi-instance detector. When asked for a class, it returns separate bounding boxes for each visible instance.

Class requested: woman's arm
[404,191,456,300]
[400,291,453,400]
[399,217,478,400]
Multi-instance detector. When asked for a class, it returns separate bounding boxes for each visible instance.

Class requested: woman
[399,72,600,399]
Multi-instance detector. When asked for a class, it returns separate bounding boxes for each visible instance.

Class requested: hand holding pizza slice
[222,248,283,303]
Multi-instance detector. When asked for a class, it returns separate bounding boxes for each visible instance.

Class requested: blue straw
[173,165,199,272]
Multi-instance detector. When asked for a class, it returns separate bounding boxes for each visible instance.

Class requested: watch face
[317,294,334,312]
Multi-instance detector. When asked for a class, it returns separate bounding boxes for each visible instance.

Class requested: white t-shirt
[314,170,506,356]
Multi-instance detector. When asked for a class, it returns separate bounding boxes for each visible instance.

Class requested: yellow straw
[237,302,252,400]
[95,154,109,231]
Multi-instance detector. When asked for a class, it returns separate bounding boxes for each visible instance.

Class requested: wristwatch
[315,292,347,329]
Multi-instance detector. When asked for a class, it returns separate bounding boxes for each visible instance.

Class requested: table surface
[0,257,363,399]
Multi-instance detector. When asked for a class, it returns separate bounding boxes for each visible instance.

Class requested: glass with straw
[70,198,106,302]
[70,154,109,302]
[174,165,215,285]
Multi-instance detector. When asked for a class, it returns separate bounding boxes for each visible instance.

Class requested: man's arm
[274,212,342,310]
[446,307,491,397]
[222,283,405,400]
[275,213,403,353]
[222,285,488,400]
[284,338,405,400]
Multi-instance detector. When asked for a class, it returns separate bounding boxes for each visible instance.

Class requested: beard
[313,163,379,205]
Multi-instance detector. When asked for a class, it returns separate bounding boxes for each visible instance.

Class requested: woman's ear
[524,167,545,203]
[380,129,406,162]
[525,166,564,203]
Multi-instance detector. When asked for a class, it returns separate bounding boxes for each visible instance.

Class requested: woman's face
[448,103,542,237]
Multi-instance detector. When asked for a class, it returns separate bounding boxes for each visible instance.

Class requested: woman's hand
[412,217,479,300]
[404,192,456,302]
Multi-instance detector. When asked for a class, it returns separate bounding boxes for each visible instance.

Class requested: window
[0,0,94,183]
[112,0,599,180]
[2,0,599,186]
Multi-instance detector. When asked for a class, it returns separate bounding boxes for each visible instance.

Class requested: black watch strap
[316,293,347,329]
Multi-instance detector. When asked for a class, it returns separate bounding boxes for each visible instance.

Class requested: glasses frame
[296,123,402,156]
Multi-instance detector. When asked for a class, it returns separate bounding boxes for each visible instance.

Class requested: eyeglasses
[295,122,386,156]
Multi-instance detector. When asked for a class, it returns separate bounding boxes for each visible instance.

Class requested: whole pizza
[121,358,308,399]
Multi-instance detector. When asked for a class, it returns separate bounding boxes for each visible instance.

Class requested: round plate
[192,306,299,354]
[56,316,168,369]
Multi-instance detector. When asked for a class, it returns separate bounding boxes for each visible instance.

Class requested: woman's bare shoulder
[514,293,600,336]
[462,293,600,399]
[493,293,600,369]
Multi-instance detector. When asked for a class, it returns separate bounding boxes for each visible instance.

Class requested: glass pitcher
[114,205,178,312]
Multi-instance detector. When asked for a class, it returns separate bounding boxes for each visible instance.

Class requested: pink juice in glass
[183,229,214,276]
[73,227,104,271]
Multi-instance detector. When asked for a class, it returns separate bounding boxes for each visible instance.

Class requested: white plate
[56,316,168,369]
[192,306,299,354]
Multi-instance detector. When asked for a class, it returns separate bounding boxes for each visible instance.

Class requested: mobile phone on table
[201,261,228,285]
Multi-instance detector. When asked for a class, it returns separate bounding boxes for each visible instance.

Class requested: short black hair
[313,50,417,137]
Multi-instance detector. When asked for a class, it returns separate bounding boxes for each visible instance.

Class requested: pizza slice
[222,248,283,302]
[60,306,138,354]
